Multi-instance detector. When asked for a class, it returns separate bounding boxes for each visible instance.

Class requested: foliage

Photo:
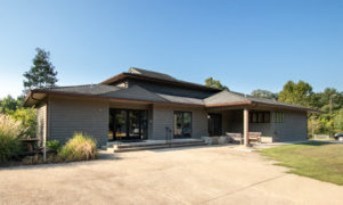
[205,77,229,90]
[278,80,313,106]
[277,81,343,136]
[0,95,21,114]
[23,48,58,92]
[11,108,37,137]
[251,89,278,99]
[0,95,37,138]
[260,141,343,185]
[0,114,24,162]
[334,108,343,132]
[47,140,62,153]
[58,132,97,161]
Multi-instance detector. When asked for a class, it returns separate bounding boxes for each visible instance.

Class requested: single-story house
[24,67,315,147]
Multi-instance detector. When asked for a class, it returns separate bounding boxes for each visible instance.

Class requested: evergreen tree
[23,48,58,92]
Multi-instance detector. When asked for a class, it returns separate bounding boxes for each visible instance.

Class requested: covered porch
[207,107,276,147]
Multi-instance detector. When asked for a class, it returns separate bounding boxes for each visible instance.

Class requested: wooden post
[243,108,249,147]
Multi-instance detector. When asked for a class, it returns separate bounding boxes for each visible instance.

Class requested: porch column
[243,108,249,147]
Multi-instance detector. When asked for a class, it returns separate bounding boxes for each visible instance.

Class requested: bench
[226,133,243,144]
[248,132,262,143]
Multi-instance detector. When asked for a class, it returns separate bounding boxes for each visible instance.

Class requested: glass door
[208,113,222,136]
[174,111,192,138]
[109,109,148,141]
[128,110,141,139]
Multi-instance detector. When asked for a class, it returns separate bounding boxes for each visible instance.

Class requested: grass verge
[260,141,343,185]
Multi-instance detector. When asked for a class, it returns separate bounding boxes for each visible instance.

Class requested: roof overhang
[24,89,205,108]
[205,100,319,113]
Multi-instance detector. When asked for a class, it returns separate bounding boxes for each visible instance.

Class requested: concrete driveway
[1,146,342,205]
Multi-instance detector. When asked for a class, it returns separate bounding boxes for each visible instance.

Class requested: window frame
[249,111,271,123]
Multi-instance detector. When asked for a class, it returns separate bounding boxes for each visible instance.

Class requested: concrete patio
[0,146,342,205]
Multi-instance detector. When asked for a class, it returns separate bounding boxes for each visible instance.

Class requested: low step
[117,140,204,149]
[114,141,206,152]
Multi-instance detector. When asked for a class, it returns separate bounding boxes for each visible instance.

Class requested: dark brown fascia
[26,89,205,108]
[205,100,253,108]
[205,100,317,113]
[100,72,222,92]
[252,102,320,113]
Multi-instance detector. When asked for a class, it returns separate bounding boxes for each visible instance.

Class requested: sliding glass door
[108,109,148,141]
[174,111,192,138]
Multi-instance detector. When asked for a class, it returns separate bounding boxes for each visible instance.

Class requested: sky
[0,0,342,98]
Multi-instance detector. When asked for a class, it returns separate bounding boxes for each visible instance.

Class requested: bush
[58,133,97,162]
[0,114,24,162]
[11,108,37,137]
[46,140,62,153]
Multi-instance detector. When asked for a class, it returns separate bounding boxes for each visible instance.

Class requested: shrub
[11,108,37,137]
[0,114,24,162]
[46,140,62,153]
[58,132,97,161]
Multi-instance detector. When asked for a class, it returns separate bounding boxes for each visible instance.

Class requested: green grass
[260,141,343,185]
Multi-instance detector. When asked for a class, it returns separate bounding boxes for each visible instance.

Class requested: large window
[250,111,271,123]
[174,111,192,138]
[108,109,148,141]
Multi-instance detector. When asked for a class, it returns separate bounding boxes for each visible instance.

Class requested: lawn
[260,141,343,185]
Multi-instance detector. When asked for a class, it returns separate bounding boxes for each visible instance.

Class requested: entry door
[109,109,148,141]
[208,113,222,136]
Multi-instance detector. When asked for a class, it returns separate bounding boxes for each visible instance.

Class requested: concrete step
[114,141,206,152]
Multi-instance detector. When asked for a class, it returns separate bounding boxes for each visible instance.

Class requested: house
[24,67,314,147]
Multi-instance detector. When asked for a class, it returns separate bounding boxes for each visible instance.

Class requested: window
[274,112,284,123]
[250,111,271,123]
[174,111,192,138]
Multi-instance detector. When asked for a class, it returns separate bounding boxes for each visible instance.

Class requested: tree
[334,108,343,132]
[313,88,343,113]
[23,48,58,92]
[0,95,20,114]
[251,89,278,99]
[205,77,229,90]
[278,80,313,106]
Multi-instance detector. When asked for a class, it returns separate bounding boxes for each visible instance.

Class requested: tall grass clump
[0,114,23,162]
[58,132,97,161]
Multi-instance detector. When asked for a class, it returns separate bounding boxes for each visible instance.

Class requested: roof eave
[205,100,253,108]
[23,89,206,108]
[252,102,320,113]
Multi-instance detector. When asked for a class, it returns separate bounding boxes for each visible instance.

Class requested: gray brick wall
[48,96,109,147]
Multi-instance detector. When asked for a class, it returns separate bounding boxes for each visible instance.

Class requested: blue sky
[0,0,342,98]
